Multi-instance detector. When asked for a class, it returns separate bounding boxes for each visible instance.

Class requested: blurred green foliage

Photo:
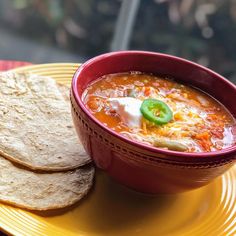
[0,0,235,82]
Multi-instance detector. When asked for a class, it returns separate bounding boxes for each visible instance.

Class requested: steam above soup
[82,72,236,152]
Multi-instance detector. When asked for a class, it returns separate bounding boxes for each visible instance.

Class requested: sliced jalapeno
[140,99,173,125]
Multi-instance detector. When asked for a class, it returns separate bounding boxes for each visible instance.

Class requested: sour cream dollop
[108,97,142,128]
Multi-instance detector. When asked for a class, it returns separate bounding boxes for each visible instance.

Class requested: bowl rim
[71,50,236,162]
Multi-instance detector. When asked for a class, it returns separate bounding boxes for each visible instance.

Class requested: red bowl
[70,51,236,194]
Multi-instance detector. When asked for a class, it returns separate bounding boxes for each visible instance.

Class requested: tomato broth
[82,72,235,152]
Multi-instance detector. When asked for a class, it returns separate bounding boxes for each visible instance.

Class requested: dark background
[0,0,235,83]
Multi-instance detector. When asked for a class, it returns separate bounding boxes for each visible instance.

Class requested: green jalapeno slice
[140,99,173,125]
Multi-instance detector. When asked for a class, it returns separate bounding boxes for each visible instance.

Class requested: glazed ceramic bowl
[70,51,236,194]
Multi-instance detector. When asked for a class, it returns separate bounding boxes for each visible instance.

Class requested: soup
[82,72,236,152]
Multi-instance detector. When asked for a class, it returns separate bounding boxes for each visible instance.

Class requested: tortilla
[0,72,90,171]
[0,156,94,210]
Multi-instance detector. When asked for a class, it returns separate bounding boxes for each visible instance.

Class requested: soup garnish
[82,72,235,153]
[140,99,173,125]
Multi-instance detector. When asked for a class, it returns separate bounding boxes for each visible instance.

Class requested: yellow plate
[0,63,235,236]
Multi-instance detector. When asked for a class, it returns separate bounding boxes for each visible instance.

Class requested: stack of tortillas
[0,72,94,211]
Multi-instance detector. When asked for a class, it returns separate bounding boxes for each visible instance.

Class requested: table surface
[0,60,32,71]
